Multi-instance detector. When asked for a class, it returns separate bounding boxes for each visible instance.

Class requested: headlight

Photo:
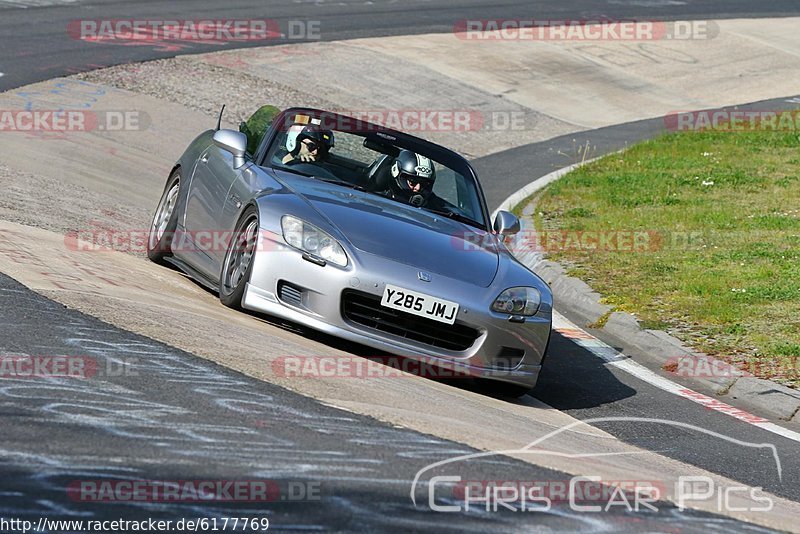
[281,215,348,267]
[491,287,541,316]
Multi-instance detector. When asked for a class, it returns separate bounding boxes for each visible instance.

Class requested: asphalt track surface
[0,272,757,532]
[2,0,800,531]
[1,0,800,92]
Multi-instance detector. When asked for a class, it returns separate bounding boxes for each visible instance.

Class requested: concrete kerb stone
[538,257,613,326]
[727,378,800,423]
[500,159,800,423]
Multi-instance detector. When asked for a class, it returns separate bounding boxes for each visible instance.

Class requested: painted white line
[553,311,800,444]
[0,72,4,78]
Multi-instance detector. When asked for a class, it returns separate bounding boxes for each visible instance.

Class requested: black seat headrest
[366,155,395,192]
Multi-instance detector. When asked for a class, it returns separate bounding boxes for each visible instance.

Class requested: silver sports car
[147,107,552,396]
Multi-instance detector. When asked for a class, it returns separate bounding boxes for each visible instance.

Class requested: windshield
[263,111,488,229]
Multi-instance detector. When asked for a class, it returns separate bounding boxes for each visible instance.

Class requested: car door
[183,145,245,279]
[216,163,286,258]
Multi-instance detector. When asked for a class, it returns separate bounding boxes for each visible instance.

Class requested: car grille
[341,290,480,351]
[278,281,303,308]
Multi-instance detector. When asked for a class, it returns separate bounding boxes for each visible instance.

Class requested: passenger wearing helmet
[282,124,335,164]
[385,149,444,208]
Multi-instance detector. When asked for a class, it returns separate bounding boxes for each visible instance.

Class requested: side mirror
[493,210,521,236]
[213,129,248,169]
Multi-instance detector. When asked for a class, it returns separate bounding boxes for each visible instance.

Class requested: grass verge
[529,126,800,387]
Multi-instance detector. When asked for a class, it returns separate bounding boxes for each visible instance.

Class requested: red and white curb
[554,311,800,444]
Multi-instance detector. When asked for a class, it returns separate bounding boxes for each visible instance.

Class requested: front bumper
[242,231,552,389]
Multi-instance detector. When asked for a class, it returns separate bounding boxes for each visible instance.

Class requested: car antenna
[215,104,226,131]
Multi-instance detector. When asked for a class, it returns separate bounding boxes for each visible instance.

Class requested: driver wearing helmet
[282,124,335,164]
[385,149,445,208]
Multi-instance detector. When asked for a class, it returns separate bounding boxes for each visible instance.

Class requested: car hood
[279,174,500,287]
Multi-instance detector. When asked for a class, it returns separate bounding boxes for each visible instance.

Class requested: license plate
[380,284,459,325]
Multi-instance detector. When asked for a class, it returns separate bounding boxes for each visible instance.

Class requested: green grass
[528,127,800,387]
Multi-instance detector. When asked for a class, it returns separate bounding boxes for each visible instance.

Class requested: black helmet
[390,149,436,206]
[287,124,334,156]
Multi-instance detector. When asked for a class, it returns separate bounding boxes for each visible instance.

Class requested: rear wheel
[147,170,181,263]
[219,206,260,309]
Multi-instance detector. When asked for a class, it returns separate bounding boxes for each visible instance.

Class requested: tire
[147,170,181,263]
[219,206,260,309]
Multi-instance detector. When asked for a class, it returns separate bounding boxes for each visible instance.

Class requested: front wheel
[147,170,181,263]
[219,206,260,309]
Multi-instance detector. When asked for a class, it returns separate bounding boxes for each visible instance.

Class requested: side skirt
[163,256,220,293]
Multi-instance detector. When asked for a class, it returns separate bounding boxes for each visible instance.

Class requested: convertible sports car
[147,107,552,396]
